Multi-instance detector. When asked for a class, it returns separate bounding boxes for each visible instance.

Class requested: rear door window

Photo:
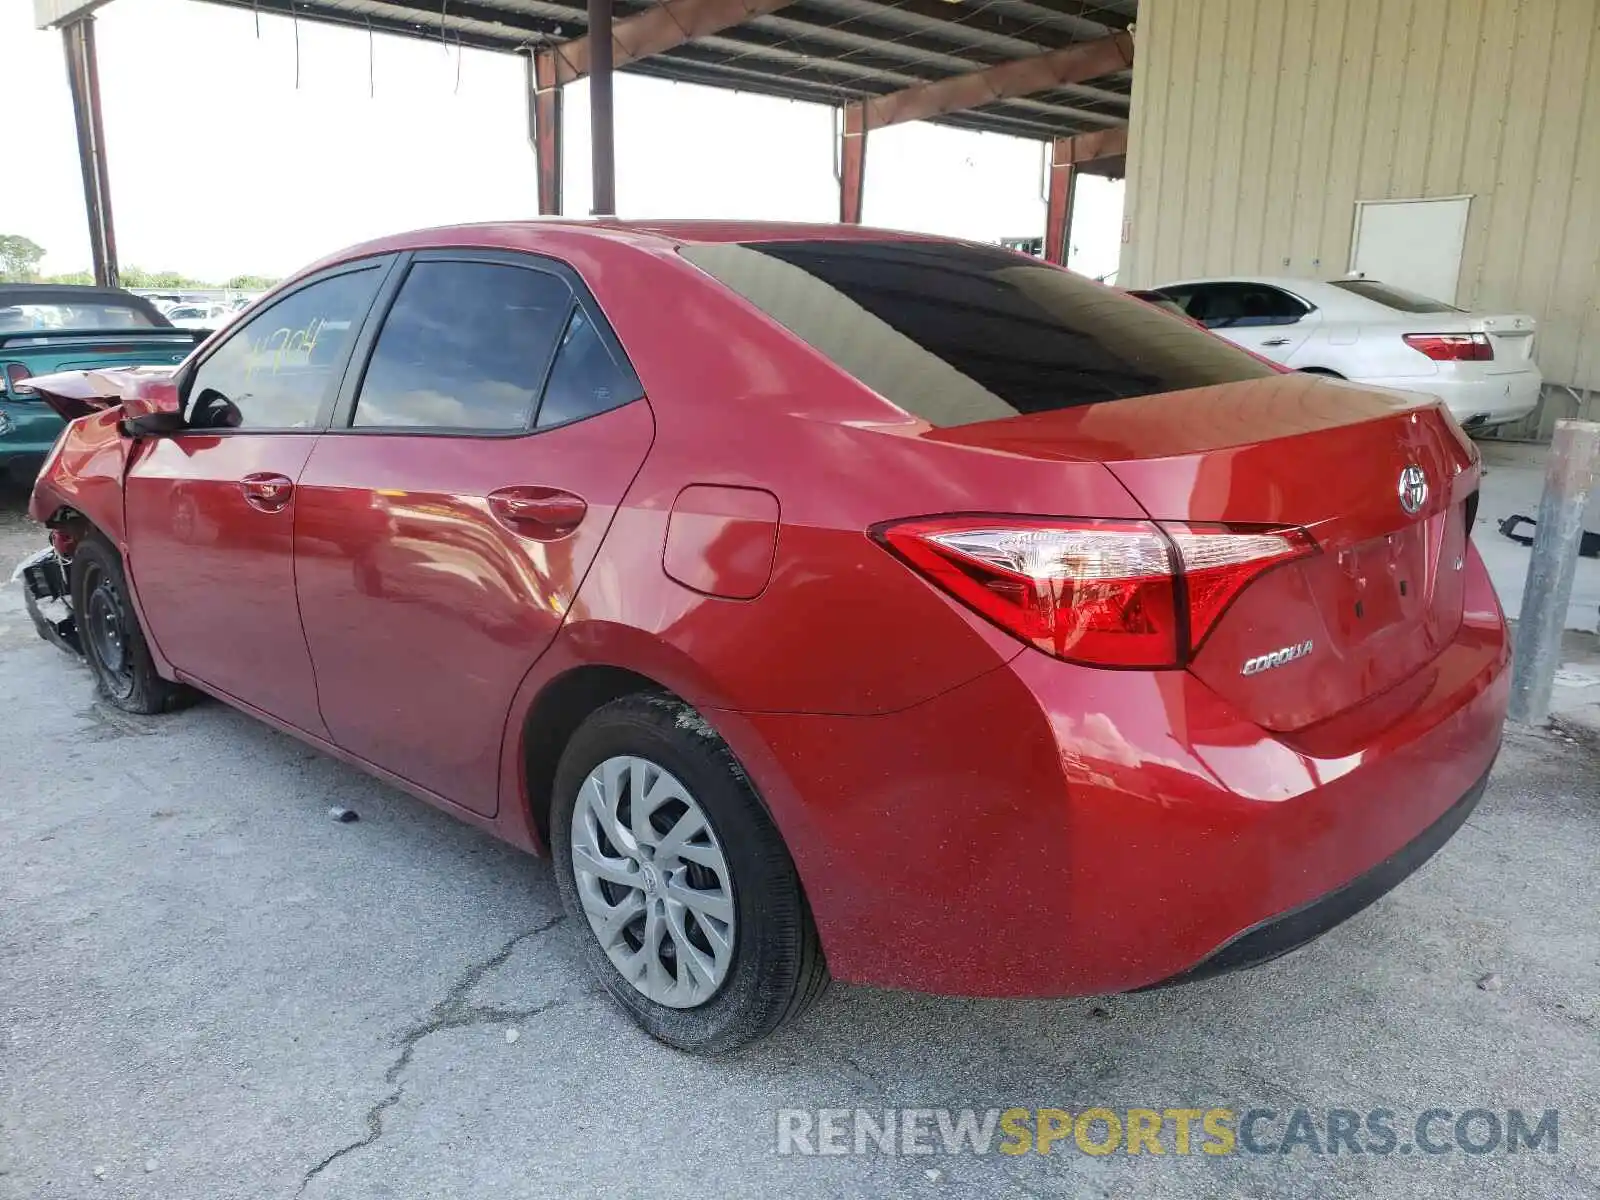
[352,261,572,431]
[681,240,1274,427]
[1183,283,1309,328]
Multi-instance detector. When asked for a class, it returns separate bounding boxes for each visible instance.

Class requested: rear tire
[71,535,194,715]
[551,693,828,1053]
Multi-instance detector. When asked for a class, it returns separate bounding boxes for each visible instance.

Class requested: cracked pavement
[2,487,1598,1200]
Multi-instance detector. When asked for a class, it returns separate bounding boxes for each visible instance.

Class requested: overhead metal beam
[34,0,109,27]
[61,17,118,288]
[545,0,796,86]
[856,31,1133,131]
[1044,126,1127,266]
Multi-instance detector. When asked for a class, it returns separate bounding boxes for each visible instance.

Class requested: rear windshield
[1328,279,1462,314]
[0,302,157,332]
[680,240,1275,427]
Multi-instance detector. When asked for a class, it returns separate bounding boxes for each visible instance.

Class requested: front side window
[681,240,1275,428]
[352,261,572,431]
[184,269,379,430]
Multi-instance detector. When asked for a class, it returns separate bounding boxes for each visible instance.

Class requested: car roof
[0,283,157,307]
[298,219,964,277]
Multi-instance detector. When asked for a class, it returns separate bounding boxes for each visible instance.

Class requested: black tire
[551,693,829,1053]
[71,535,194,715]
[1297,367,1346,379]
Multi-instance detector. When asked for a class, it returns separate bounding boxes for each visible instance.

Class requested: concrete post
[1508,419,1600,724]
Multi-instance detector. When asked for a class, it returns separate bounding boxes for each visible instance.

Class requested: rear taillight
[1403,333,1493,361]
[4,363,34,394]
[875,516,1316,668]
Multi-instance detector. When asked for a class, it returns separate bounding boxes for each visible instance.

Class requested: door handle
[240,472,294,513]
[1260,337,1292,347]
[487,486,587,540]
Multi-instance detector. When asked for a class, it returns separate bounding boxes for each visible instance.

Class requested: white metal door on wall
[1349,197,1473,305]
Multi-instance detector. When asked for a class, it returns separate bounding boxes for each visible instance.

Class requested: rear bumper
[1365,370,1542,429]
[722,547,1509,997]
[1139,758,1493,988]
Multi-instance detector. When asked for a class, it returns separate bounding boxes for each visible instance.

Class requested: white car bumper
[1363,369,1543,430]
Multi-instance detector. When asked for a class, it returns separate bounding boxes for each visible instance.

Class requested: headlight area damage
[14,541,79,656]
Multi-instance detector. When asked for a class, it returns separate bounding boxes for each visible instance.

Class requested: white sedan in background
[1150,276,1542,430]
[165,303,232,330]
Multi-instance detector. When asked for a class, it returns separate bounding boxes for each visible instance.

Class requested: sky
[4,0,1125,282]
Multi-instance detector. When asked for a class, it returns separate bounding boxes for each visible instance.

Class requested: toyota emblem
[1398,464,1429,515]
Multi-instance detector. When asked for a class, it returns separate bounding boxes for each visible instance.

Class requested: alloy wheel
[569,755,736,1009]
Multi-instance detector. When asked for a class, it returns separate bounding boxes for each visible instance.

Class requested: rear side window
[353,261,572,431]
[536,306,639,429]
[0,303,155,331]
[1328,278,1461,314]
[681,240,1274,427]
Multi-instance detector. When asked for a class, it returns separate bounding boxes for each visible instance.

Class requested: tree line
[0,234,279,292]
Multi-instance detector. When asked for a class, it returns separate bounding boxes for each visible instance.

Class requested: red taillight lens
[1403,333,1493,361]
[876,516,1315,668]
[4,363,34,394]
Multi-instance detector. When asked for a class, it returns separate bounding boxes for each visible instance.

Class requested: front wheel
[71,536,194,714]
[551,694,828,1053]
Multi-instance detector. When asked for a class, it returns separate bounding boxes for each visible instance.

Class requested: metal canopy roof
[199,0,1135,142]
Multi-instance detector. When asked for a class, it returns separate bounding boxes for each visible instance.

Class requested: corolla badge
[1241,640,1314,676]
[1398,464,1429,515]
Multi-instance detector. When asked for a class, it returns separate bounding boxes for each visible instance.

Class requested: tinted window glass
[1182,283,1309,328]
[1328,278,1461,314]
[681,240,1274,427]
[536,306,641,428]
[353,261,571,430]
[185,269,378,430]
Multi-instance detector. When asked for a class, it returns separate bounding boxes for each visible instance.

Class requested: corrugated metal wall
[1120,0,1600,426]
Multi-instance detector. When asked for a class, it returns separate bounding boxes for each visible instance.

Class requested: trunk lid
[927,374,1479,731]
[1471,312,1537,374]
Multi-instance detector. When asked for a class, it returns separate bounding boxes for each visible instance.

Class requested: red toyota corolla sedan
[18,223,1507,1052]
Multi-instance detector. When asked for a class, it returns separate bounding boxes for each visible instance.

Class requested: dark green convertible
[0,285,206,484]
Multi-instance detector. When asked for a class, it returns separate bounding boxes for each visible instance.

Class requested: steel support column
[527,51,563,216]
[838,101,866,225]
[1042,127,1128,267]
[588,0,616,216]
[1044,149,1077,266]
[61,17,118,288]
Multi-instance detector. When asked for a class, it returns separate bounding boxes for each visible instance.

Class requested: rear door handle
[1260,337,1292,347]
[240,472,294,513]
[487,485,587,539]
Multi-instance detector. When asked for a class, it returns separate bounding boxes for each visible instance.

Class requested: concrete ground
[2,484,1597,1200]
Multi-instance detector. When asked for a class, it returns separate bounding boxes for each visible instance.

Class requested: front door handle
[1259,337,1292,347]
[240,472,294,513]
[487,485,587,539]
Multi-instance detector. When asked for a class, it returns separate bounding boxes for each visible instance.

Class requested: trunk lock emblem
[1398,464,1429,515]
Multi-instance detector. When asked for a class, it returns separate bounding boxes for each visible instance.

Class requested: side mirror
[121,378,185,436]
